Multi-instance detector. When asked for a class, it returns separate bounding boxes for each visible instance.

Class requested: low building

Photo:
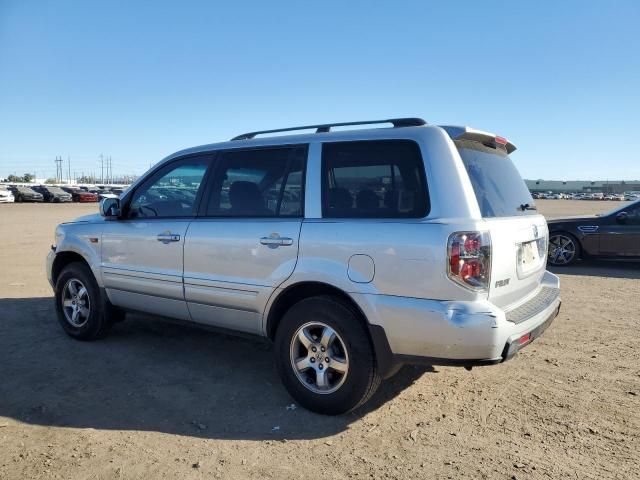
[525,180,640,194]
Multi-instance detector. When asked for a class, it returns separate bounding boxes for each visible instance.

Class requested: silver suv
[46,118,560,414]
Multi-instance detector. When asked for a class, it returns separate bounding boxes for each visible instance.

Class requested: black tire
[548,232,581,266]
[16,195,23,203]
[274,295,382,415]
[54,262,114,340]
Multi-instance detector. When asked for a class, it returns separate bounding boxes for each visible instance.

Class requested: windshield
[603,198,640,217]
[456,140,535,218]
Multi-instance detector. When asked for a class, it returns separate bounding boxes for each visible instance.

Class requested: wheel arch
[265,281,398,378]
[51,251,92,288]
[265,282,366,339]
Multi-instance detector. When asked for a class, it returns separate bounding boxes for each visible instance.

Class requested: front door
[598,202,640,257]
[101,156,210,319]
[183,145,307,334]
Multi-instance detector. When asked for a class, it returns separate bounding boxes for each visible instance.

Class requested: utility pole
[55,156,63,183]
[67,156,71,184]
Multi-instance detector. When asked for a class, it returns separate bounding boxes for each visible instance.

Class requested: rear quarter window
[321,140,429,218]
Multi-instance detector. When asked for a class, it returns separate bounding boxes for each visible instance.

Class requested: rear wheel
[275,296,381,415]
[548,233,580,266]
[54,262,116,339]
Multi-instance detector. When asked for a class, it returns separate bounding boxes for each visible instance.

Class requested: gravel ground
[0,200,638,480]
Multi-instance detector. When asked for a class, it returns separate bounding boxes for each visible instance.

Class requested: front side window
[624,201,640,224]
[206,146,306,217]
[128,158,209,218]
[321,140,429,218]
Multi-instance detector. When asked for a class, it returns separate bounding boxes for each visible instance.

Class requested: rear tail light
[447,231,491,291]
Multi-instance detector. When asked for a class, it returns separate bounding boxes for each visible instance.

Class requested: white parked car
[0,186,15,203]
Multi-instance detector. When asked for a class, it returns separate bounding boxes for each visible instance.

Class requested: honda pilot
[46,118,560,414]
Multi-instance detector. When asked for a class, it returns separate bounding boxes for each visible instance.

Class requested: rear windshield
[456,140,535,218]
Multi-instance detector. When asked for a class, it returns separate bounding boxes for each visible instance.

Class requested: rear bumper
[363,271,561,374]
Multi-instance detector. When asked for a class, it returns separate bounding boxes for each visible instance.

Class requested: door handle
[260,236,294,248]
[157,233,181,243]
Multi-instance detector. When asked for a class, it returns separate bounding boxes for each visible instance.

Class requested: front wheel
[54,262,114,339]
[548,233,580,266]
[275,296,381,415]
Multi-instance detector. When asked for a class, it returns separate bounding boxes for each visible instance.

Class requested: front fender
[52,223,105,287]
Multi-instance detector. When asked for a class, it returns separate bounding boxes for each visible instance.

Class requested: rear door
[183,145,306,334]
[455,139,548,309]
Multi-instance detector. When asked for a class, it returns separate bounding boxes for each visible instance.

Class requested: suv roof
[155,118,516,175]
[231,117,427,140]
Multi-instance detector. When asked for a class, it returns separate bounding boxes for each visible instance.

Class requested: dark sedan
[33,186,72,203]
[9,186,44,202]
[547,199,640,265]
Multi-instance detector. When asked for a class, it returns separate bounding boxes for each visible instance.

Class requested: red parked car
[71,190,98,202]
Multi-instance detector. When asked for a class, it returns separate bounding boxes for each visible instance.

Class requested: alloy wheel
[61,278,91,327]
[549,234,576,265]
[290,322,349,394]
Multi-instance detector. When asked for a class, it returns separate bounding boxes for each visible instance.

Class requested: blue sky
[1,0,639,181]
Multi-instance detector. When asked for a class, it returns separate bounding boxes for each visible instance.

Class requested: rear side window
[456,140,535,218]
[321,140,429,218]
[206,146,306,217]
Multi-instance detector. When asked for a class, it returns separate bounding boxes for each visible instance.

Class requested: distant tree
[45,178,58,184]
[7,174,23,182]
[77,175,97,184]
[22,173,34,183]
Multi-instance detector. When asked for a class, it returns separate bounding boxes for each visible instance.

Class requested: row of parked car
[532,191,639,201]
[0,184,127,203]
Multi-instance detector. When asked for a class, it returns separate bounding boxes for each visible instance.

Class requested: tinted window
[206,146,306,217]
[624,201,640,224]
[321,140,429,218]
[128,158,209,218]
[456,140,535,218]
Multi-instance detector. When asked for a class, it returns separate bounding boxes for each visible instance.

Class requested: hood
[62,213,105,225]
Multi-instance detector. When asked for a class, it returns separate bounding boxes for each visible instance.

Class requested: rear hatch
[444,127,548,309]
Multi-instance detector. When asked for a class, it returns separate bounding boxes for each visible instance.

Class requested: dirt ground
[1,200,638,480]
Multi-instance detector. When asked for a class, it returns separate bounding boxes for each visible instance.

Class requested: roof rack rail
[231,117,426,141]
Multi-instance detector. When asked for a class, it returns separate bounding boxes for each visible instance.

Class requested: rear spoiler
[439,125,517,154]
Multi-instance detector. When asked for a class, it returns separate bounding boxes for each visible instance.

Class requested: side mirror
[100,197,121,218]
[616,211,628,224]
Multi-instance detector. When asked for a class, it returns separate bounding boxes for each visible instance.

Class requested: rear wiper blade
[519,203,537,211]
